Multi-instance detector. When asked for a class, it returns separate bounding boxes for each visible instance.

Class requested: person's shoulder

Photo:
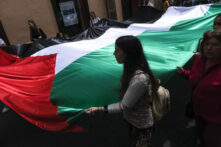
[133,70,150,82]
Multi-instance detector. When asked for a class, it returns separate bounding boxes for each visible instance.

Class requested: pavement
[0,58,199,147]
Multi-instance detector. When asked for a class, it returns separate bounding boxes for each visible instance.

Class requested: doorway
[51,0,90,37]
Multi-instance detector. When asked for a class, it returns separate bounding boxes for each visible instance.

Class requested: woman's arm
[85,74,148,114]
[121,74,148,108]
[177,66,191,79]
[106,74,147,113]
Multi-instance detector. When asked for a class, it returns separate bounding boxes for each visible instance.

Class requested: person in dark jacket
[28,19,47,42]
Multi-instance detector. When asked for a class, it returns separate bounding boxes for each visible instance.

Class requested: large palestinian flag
[0,3,220,132]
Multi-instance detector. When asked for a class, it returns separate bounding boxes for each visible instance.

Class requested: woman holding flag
[177,30,221,147]
[86,35,160,147]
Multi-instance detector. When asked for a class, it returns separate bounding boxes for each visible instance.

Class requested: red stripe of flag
[0,49,86,132]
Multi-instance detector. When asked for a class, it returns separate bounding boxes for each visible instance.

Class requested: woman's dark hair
[115,35,159,99]
[28,19,37,29]
[200,30,221,56]
[214,13,221,21]
[213,13,221,30]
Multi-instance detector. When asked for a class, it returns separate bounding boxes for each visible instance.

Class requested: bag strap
[192,63,220,92]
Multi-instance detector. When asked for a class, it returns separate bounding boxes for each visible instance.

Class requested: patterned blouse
[107,70,154,129]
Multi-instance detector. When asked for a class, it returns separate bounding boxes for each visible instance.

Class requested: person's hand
[177,66,185,74]
[85,107,104,114]
[193,51,200,56]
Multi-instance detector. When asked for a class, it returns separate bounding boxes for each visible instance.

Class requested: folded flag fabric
[0,3,220,132]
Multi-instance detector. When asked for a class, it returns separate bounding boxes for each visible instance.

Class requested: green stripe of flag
[46,4,221,126]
